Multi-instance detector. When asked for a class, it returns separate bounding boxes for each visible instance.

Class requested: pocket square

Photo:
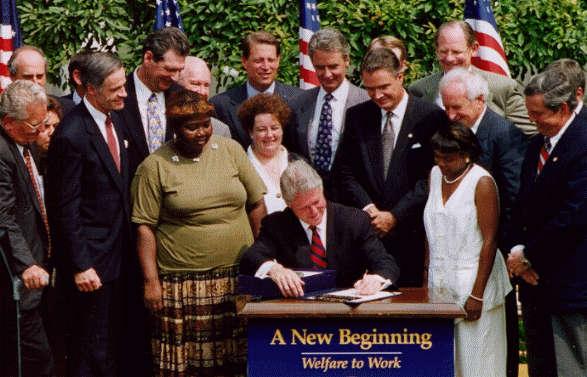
[411,143,421,149]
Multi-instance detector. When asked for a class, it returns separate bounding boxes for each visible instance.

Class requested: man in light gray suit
[286,28,369,199]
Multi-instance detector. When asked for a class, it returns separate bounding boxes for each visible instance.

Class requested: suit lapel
[423,73,442,102]
[15,144,44,217]
[228,84,249,144]
[83,104,124,193]
[123,76,150,158]
[297,88,319,159]
[282,208,313,267]
[385,95,417,183]
[360,101,386,192]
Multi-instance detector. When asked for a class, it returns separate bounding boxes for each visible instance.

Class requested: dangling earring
[465,157,470,163]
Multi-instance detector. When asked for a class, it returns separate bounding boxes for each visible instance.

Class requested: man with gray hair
[287,28,369,190]
[440,67,527,374]
[46,52,130,377]
[507,67,587,377]
[240,159,399,297]
[178,56,231,138]
[545,58,587,121]
[408,20,534,138]
[0,80,53,376]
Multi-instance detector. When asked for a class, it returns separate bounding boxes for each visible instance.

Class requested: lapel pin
[552,157,558,162]
[408,133,413,138]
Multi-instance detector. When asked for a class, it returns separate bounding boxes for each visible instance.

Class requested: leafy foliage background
[17,0,587,91]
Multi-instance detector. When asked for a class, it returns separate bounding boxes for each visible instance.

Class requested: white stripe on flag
[300,28,315,42]
[300,54,315,71]
[466,19,504,46]
[1,25,13,39]
[0,50,13,65]
[478,46,511,76]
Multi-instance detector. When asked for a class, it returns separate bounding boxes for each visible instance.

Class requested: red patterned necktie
[310,225,327,269]
[105,115,120,172]
[536,137,551,178]
[23,147,51,258]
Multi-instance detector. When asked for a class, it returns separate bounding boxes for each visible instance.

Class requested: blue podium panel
[248,318,454,376]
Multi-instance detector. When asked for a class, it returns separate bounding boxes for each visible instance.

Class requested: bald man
[8,46,75,116]
[179,56,231,138]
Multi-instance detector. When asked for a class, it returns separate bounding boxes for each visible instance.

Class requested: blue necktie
[314,93,333,176]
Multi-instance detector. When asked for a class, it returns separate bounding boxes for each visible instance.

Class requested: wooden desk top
[240,288,466,319]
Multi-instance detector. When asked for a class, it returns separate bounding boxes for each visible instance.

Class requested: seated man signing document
[240,160,400,297]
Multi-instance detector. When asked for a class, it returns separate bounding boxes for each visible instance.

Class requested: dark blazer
[475,108,527,247]
[46,102,131,283]
[0,129,49,310]
[286,83,369,160]
[333,94,448,287]
[509,116,587,311]
[240,201,399,288]
[116,72,182,178]
[286,83,369,199]
[52,94,75,117]
[210,81,301,149]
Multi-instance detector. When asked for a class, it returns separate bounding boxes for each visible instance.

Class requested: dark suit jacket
[52,94,75,117]
[240,201,399,288]
[475,108,527,248]
[286,83,369,199]
[509,116,587,311]
[46,102,131,283]
[408,66,536,137]
[333,94,448,286]
[116,72,182,178]
[0,129,49,310]
[210,81,301,149]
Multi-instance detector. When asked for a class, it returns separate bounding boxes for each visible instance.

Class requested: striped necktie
[309,225,327,269]
[536,137,550,178]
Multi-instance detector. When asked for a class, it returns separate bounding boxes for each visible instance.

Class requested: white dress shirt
[133,68,167,141]
[308,79,350,170]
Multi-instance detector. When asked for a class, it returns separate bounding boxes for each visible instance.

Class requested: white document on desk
[311,288,401,304]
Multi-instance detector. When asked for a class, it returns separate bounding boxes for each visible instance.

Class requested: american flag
[464,0,510,77]
[154,0,184,31]
[299,0,320,89]
[0,0,22,92]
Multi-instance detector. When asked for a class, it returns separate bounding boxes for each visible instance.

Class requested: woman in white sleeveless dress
[424,122,512,377]
[238,93,301,214]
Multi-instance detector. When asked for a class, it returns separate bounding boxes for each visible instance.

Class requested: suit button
[522,227,528,232]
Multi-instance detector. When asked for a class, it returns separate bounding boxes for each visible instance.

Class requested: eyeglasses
[21,119,46,131]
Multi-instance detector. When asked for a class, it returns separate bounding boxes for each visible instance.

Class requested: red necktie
[23,147,51,258]
[105,115,120,172]
[536,137,550,178]
[310,225,327,269]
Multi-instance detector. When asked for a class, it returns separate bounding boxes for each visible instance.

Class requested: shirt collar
[247,81,276,98]
[470,105,487,134]
[134,67,164,105]
[575,101,584,115]
[379,89,408,130]
[298,208,327,234]
[549,112,575,151]
[318,79,349,103]
[83,96,108,125]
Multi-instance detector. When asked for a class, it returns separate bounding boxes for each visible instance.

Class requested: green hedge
[17,0,587,91]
